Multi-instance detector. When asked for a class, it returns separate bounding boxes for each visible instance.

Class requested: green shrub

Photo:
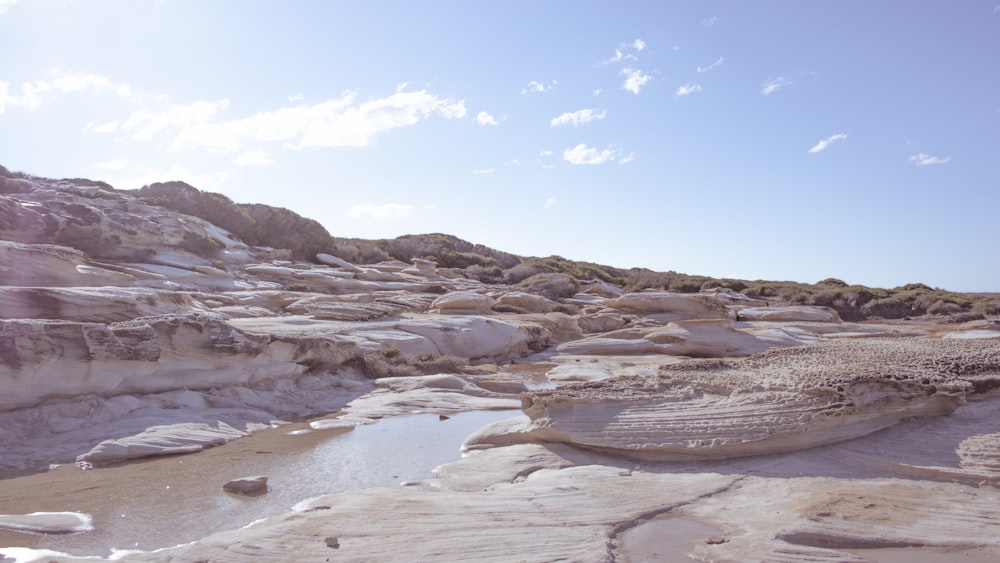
[518,272,578,300]
[360,348,467,378]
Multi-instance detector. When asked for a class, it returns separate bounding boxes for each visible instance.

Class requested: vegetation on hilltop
[2,165,997,320]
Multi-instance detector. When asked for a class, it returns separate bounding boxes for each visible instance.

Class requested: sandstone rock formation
[2,170,999,562]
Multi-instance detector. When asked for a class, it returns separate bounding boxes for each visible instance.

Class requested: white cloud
[697,57,724,73]
[233,149,273,166]
[703,16,718,26]
[94,158,128,170]
[543,197,556,211]
[909,152,951,166]
[539,150,553,156]
[621,68,651,94]
[522,80,557,94]
[162,89,466,152]
[563,143,616,165]
[592,88,602,96]
[0,70,140,113]
[348,203,414,221]
[619,152,636,164]
[809,133,848,153]
[633,39,646,51]
[473,168,495,175]
[676,83,702,97]
[476,111,498,126]
[550,108,606,127]
[761,76,791,95]
[0,0,17,14]
[288,93,304,103]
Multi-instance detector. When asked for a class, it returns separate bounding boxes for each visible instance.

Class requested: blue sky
[2,1,998,291]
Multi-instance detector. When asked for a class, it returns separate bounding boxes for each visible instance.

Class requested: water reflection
[1,410,517,557]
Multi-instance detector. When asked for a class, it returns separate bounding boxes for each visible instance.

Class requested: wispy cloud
[809,133,848,153]
[476,111,498,126]
[676,83,702,97]
[761,76,791,95]
[543,197,557,211]
[599,39,646,65]
[539,150,554,156]
[703,16,718,26]
[0,70,143,114]
[697,57,724,73]
[621,68,651,94]
[550,108,606,127]
[287,93,304,103]
[619,152,636,164]
[160,89,466,151]
[233,149,273,167]
[0,0,17,14]
[522,80,557,94]
[347,203,414,221]
[909,152,951,166]
[472,168,495,175]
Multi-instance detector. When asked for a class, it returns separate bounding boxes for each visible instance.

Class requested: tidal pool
[0,410,517,557]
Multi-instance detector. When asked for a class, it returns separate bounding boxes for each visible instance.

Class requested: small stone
[324,536,340,549]
[706,536,729,545]
[223,476,268,496]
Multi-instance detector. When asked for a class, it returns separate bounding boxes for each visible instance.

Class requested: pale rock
[738,305,842,323]
[315,252,361,272]
[557,319,808,357]
[0,286,199,322]
[546,364,617,383]
[245,264,428,294]
[605,291,734,321]
[496,291,558,313]
[0,511,94,534]
[340,374,522,419]
[0,312,374,411]
[510,338,993,461]
[577,312,627,333]
[223,476,269,496]
[578,279,625,298]
[0,241,136,287]
[120,466,738,563]
[78,422,248,465]
[429,291,496,315]
[403,258,438,277]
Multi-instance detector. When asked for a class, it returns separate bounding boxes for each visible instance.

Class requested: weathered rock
[495,291,558,313]
[605,291,734,321]
[315,253,361,272]
[500,338,996,460]
[429,291,496,315]
[557,319,818,357]
[738,305,842,323]
[0,286,199,322]
[223,476,268,496]
[0,240,137,287]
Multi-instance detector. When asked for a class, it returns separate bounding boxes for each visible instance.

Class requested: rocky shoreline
[2,173,999,561]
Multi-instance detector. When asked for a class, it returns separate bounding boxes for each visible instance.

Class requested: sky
[1,1,998,291]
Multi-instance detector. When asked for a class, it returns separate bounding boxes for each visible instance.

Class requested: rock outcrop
[469,338,997,460]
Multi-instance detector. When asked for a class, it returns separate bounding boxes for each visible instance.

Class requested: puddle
[616,517,723,562]
[0,410,517,557]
